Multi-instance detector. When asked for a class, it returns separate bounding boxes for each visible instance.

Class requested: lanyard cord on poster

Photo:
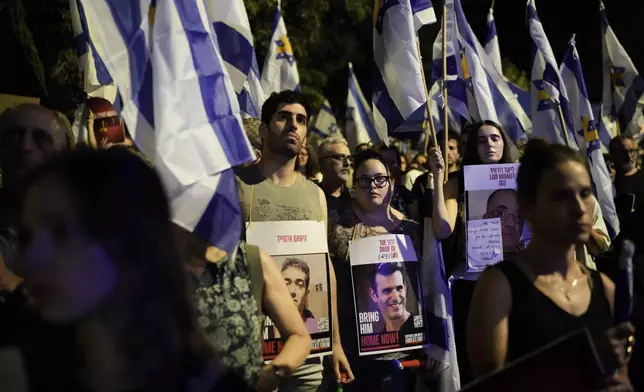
[247,175,321,228]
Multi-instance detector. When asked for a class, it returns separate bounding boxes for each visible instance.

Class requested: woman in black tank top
[467,140,635,390]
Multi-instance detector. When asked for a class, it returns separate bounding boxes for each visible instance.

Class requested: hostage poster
[246,221,332,360]
[464,163,530,273]
[349,234,427,356]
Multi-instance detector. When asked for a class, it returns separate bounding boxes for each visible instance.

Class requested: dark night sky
[423,0,644,103]
[339,0,644,126]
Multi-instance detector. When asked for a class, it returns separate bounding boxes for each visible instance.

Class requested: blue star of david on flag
[533,79,557,111]
[275,36,295,65]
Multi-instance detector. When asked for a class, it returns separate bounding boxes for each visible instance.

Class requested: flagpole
[442,3,449,184]
[556,103,571,147]
[418,41,438,156]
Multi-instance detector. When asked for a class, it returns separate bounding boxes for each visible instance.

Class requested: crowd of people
[0,90,641,392]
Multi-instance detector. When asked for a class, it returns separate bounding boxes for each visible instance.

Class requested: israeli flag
[69,0,117,102]
[260,0,300,97]
[527,0,578,149]
[483,7,502,75]
[373,0,436,135]
[600,1,644,136]
[347,63,385,150]
[208,0,264,118]
[453,0,530,145]
[561,36,620,238]
[312,99,340,139]
[430,0,469,134]
[80,0,254,253]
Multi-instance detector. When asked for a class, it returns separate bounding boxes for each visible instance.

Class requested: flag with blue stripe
[527,0,578,149]
[347,63,386,150]
[600,1,644,136]
[208,0,264,119]
[430,0,469,134]
[373,0,436,135]
[70,0,117,102]
[80,0,254,253]
[312,99,341,139]
[453,0,530,146]
[483,7,502,75]
[260,0,300,97]
[561,36,620,238]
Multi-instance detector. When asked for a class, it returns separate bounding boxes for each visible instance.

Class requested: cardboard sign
[349,234,427,356]
[246,221,332,360]
[464,164,529,272]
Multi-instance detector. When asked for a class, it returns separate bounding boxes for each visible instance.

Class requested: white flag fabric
[69,0,117,102]
[527,0,578,149]
[208,0,264,118]
[373,0,436,135]
[80,0,254,252]
[483,7,502,74]
[260,0,300,97]
[561,37,620,238]
[600,1,644,136]
[312,99,342,139]
[347,63,385,151]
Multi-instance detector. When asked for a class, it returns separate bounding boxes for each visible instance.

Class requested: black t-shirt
[317,183,352,215]
[614,169,644,213]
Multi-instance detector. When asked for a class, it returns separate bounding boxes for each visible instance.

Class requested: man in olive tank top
[236,91,354,391]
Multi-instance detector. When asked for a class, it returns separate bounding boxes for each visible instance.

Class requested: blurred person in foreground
[2,147,254,391]
[468,139,635,390]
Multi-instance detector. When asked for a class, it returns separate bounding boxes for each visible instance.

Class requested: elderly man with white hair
[317,137,353,214]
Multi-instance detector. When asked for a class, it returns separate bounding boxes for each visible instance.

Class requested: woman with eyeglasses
[324,149,443,392]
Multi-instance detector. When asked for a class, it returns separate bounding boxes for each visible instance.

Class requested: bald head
[0,104,69,183]
[484,189,522,251]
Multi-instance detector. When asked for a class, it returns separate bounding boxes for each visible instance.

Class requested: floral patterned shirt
[193,242,263,387]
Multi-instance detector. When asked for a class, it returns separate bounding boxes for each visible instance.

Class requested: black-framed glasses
[321,154,354,165]
[355,175,390,189]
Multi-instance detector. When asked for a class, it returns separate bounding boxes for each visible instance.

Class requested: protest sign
[247,221,332,360]
[349,234,427,356]
[464,164,529,272]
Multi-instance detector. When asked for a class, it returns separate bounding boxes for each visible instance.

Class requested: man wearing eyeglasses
[317,138,353,215]
[610,136,644,224]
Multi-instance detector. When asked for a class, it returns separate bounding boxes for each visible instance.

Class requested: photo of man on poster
[369,262,418,335]
[482,189,525,253]
[281,258,319,334]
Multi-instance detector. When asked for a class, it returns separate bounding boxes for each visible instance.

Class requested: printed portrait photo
[351,261,423,335]
[264,253,330,339]
[467,188,529,253]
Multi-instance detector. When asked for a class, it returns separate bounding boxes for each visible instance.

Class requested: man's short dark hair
[609,135,632,155]
[261,90,311,127]
[438,130,461,144]
[370,262,406,294]
[281,258,310,289]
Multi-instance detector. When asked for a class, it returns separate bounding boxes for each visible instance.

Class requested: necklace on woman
[545,275,580,301]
